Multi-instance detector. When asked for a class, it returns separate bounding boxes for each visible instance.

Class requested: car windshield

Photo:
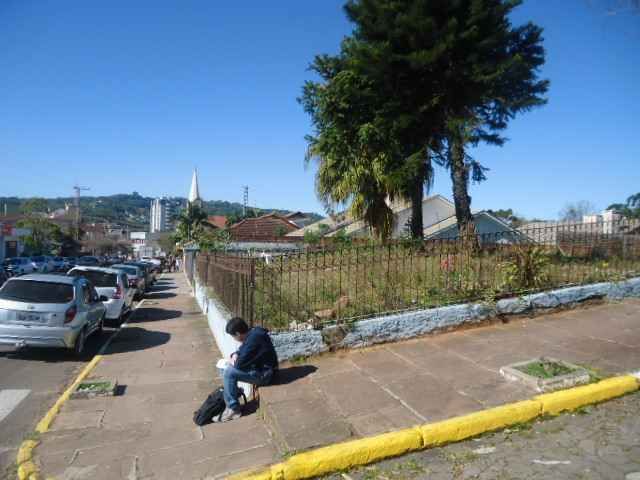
[0,280,74,303]
[114,266,137,276]
[31,256,45,262]
[68,270,117,287]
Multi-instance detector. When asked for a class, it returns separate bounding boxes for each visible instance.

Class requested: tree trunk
[448,130,478,248]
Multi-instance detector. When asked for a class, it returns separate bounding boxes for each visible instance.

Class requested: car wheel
[73,327,86,357]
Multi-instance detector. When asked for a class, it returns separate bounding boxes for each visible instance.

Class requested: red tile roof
[228,214,299,242]
[207,215,227,229]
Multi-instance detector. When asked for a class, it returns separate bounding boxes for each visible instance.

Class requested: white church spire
[188,169,201,205]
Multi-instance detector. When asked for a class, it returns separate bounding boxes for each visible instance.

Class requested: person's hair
[226,317,249,336]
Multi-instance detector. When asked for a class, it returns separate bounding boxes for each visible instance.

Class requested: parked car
[67,267,134,322]
[111,264,146,299]
[124,261,154,288]
[0,274,106,356]
[51,257,67,272]
[30,255,55,273]
[141,257,163,273]
[138,261,157,282]
[77,256,101,267]
[2,257,37,276]
[63,257,77,270]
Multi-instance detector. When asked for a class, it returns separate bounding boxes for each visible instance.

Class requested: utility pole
[73,184,90,241]
[242,186,249,217]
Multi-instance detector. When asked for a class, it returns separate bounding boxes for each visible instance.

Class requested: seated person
[216,317,278,422]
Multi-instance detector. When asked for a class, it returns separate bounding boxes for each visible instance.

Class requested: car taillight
[112,284,123,299]
[65,306,77,324]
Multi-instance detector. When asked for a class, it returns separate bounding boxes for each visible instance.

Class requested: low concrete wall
[192,274,640,362]
[194,281,242,359]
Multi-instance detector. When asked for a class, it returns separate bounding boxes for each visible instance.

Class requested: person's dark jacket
[235,327,278,373]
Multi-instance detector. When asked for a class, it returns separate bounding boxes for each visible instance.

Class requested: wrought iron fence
[196,252,255,322]
[195,219,640,331]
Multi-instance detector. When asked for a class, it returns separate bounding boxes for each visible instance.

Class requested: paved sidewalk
[262,299,640,453]
[35,274,279,480]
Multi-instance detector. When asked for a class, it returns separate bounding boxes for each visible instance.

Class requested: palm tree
[174,203,208,243]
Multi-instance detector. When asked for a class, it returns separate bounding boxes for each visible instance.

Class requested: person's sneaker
[213,408,242,423]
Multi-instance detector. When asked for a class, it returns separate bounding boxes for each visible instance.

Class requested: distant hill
[0,193,322,230]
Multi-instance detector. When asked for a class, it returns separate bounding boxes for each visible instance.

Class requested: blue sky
[1,0,638,220]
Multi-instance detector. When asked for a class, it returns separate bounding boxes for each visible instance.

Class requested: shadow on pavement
[272,365,318,385]
[146,285,176,292]
[104,327,170,354]
[143,292,177,300]
[128,308,182,322]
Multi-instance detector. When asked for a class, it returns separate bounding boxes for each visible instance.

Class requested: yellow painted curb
[420,399,541,447]
[229,375,640,480]
[16,440,38,465]
[534,374,639,415]
[283,427,423,480]
[17,460,38,480]
[36,354,103,433]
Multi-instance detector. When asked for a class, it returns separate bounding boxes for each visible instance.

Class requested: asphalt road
[0,302,139,479]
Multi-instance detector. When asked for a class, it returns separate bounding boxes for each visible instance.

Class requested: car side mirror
[99,295,109,302]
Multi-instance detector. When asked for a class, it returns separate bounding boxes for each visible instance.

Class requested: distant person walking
[175,257,181,272]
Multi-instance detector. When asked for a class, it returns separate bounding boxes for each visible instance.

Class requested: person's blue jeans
[223,365,273,411]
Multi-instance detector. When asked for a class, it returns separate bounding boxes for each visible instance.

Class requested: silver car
[0,274,106,356]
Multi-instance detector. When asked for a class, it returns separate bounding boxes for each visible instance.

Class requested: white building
[150,197,174,233]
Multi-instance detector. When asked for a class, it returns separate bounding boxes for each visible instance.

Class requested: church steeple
[188,169,202,206]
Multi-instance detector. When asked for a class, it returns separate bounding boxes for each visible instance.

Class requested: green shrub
[501,246,550,291]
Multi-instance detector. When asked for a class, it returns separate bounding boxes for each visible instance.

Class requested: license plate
[17,313,44,323]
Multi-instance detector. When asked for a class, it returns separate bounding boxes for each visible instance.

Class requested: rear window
[0,280,74,303]
[68,270,117,287]
[114,266,137,276]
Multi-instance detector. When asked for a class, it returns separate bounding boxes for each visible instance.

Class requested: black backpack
[192,387,246,426]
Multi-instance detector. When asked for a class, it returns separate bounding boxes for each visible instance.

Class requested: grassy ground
[252,245,640,330]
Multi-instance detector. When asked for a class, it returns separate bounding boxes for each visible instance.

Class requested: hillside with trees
[0,193,321,229]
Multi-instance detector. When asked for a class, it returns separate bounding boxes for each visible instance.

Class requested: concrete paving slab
[348,347,423,382]
[387,374,484,421]
[348,403,423,437]
[49,408,105,432]
[312,369,400,417]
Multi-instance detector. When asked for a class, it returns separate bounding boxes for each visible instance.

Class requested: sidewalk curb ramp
[229,375,639,480]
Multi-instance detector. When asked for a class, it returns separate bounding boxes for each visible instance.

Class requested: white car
[3,257,37,276]
[30,256,55,273]
[67,267,135,322]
